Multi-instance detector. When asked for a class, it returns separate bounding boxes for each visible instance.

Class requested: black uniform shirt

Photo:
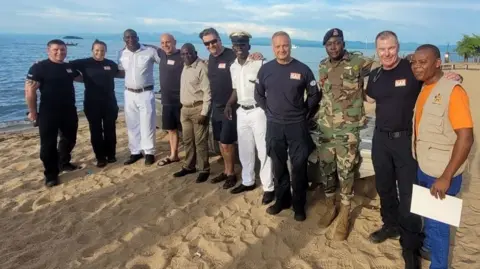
[207,48,236,105]
[255,58,321,124]
[158,49,183,105]
[366,59,422,131]
[70,58,118,103]
[26,59,80,108]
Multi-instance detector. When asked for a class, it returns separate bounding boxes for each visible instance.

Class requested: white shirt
[117,45,161,89]
[230,58,263,106]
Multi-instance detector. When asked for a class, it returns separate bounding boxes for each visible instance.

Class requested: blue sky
[1,0,478,44]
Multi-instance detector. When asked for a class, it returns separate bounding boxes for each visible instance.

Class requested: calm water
[0,34,462,126]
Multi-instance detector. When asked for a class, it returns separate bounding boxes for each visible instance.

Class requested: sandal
[157,157,180,167]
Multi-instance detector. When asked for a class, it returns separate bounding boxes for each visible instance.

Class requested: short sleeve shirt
[26,59,80,108]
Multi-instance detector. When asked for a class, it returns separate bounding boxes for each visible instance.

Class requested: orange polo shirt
[415,83,473,136]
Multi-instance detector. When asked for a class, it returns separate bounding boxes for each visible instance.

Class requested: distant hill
[64,31,455,52]
[63,36,83,39]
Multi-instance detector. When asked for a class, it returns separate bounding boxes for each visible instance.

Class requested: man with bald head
[155,33,184,167]
[117,29,162,166]
[173,43,211,183]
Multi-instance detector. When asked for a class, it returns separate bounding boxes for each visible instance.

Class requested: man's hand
[443,72,463,83]
[197,115,207,125]
[27,111,38,122]
[430,176,452,200]
[249,52,264,60]
[224,105,233,120]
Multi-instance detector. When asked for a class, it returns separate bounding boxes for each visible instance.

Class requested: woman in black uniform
[71,40,120,167]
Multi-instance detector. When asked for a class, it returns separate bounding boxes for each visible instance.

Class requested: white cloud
[17,7,113,22]
[138,17,313,39]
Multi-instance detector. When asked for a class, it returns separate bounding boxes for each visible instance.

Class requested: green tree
[455,34,480,62]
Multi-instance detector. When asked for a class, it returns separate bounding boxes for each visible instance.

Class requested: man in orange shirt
[411,44,474,269]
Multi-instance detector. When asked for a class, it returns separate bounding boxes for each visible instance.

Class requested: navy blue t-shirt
[158,49,183,105]
[366,59,422,131]
[26,59,80,109]
[70,57,118,103]
[255,58,321,124]
[207,48,236,105]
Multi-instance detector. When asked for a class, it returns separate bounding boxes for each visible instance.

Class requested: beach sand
[1,70,479,269]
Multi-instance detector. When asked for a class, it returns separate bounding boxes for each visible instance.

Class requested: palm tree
[455,34,480,62]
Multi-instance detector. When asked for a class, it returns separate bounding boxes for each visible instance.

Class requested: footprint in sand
[17,199,34,213]
[34,196,51,208]
[12,161,31,171]
[76,233,91,245]
[204,206,220,217]
[131,264,151,269]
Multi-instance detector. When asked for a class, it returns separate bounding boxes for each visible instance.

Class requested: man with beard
[309,28,374,240]
[365,30,462,269]
[224,31,275,204]
[117,29,162,166]
[411,44,473,269]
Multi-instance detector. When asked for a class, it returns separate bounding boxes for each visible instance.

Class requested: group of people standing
[24,27,473,269]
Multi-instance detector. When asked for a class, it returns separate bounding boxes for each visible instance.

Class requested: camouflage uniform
[310,51,373,205]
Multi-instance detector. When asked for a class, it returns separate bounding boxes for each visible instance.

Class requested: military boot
[326,203,351,241]
[318,195,337,228]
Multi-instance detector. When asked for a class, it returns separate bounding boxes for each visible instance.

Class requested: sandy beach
[1,69,479,269]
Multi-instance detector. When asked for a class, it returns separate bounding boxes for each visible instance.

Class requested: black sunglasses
[203,39,218,47]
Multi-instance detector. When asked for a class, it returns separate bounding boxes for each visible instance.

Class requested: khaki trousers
[180,105,210,172]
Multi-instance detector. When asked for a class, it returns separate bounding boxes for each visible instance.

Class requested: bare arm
[226,89,238,106]
[116,70,125,78]
[441,128,474,180]
[25,79,40,114]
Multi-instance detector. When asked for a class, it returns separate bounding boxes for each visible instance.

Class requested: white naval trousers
[124,89,156,155]
[237,106,274,192]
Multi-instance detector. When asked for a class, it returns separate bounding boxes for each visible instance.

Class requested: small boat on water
[292,44,298,49]
[66,42,78,46]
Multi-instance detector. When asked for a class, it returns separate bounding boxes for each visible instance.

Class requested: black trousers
[38,106,78,179]
[372,128,423,250]
[266,120,315,212]
[84,101,118,161]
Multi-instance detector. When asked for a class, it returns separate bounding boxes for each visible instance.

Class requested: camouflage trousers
[310,133,360,204]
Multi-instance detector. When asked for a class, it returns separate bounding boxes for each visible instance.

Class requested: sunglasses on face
[203,39,218,47]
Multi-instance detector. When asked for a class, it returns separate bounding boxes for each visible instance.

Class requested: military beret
[229,31,252,44]
[323,28,344,45]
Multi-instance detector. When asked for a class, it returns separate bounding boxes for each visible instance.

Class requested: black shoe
[173,168,196,178]
[223,175,237,189]
[196,172,210,183]
[294,210,307,222]
[230,184,256,194]
[262,191,275,205]
[45,177,59,188]
[418,247,431,261]
[369,226,400,243]
[96,159,108,168]
[403,249,421,269]
[211,173,227,183]
[145,154,155,165]
[266,202,291,215]
[124,154,143,165]
[60,163,79,172]
[107,156,117,163]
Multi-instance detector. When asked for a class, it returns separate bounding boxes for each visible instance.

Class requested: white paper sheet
[410,184,463,227]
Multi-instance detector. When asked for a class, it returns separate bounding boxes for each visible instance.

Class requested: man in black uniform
[25,39,82,187]
[199,27,239,189]
[255,31,321,221]
[70,39,120,168]
[156,33,184,166]
[365,30,462,268]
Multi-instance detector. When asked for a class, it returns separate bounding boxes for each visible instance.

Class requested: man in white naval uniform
[117,29,162,165]
[224,31,275,205]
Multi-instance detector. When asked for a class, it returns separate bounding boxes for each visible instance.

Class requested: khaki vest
[412,77,466,178]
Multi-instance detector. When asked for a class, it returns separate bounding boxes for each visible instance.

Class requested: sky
[1,0,479,44]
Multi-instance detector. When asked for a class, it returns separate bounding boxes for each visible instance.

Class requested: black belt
[375,127,412,139]
[126,85,154,93]
[240,104,260,110]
